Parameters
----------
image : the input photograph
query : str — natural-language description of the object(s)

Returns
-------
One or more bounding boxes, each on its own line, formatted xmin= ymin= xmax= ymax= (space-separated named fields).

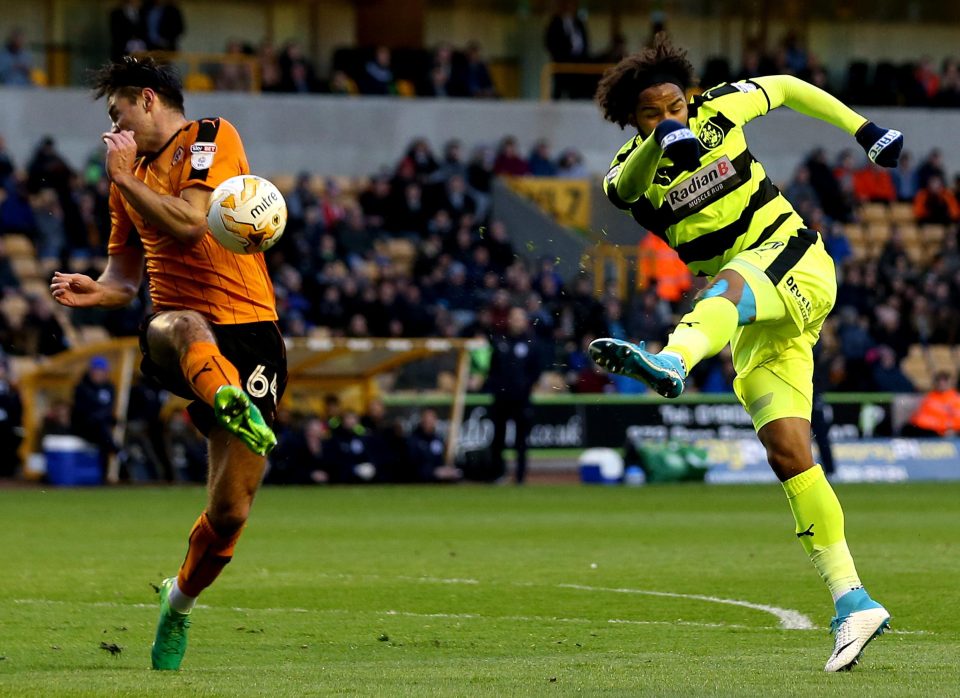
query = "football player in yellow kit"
xmin=590 ymin=39 xmax=903 ymax=672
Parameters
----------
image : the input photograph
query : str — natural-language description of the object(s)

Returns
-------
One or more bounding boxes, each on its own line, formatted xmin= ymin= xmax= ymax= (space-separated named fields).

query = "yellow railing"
xmin=135 ymin=51 xmax=262 ymax=92
xmin=540 ymin=62 xmax=706 ymax=101
xmin=589 ymin=242 xmax=631 ymax=298
xmin=540 ymin=61 xmax=613 ymax=100
xmin=589 ymin=243 xmax=678 ymax=299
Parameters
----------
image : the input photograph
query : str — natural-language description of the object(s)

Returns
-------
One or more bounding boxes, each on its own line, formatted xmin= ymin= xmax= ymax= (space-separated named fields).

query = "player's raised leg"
xmin=147 ymin=310 xmax=276 ymax=456
xmin=589 ymin=268 xmax=751 ymax=397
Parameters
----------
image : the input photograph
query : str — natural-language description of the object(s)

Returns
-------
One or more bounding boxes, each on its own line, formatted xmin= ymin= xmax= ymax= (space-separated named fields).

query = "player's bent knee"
xmin=699 ymin=274 xmax=757 ymax=325
xmin=150 ymin=310 xmax=214 ymax=347
xmin=169 ymin=311 xmax=214 ymax=343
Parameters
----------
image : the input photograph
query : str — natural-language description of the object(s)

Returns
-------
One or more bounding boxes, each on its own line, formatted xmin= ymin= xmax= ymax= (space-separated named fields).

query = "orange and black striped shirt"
xmin=107 ymin=117 xmax=278 ymax=325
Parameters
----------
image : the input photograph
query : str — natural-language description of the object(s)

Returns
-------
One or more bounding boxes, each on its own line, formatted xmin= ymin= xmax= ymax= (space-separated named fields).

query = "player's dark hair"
xmin=595 ymin=37 xmax=695 ymax=129
xmin=90 ymin=56 xmax=185 ymax=113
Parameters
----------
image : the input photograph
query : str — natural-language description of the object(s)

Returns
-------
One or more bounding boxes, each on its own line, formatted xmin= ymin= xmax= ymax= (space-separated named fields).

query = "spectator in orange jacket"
xmin=637 ymin=232 xmax=692 ymax=304
xmin=903 ymin=371 xmax=960 ymax=437
xmin=913 ymin=175 xmax=960 ymax=224
xmin=852 ymin=160 xmax=896 ymax=203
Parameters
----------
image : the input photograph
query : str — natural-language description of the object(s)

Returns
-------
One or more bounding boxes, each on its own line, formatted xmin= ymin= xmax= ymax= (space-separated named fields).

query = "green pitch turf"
xmin=2 ymin=482 xmax=958 ymax=697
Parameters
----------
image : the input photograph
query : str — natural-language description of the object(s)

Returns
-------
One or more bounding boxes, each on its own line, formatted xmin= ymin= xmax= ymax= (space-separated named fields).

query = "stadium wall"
xmin=1 ymin=88 xmax=955 ymax=186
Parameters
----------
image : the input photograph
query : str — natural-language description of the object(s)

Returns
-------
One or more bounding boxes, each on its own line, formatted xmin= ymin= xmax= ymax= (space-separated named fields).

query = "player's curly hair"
xmin=595 ymin=37 xmax=695 ymax=129
xmin=90 ymin=56 xmax=185 ymax=113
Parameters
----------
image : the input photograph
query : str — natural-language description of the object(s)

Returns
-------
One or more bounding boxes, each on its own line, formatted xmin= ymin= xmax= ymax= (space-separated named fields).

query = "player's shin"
xmin=662 ymin=296 xmax=739 ymax=372
xmin=782 ymin=465 xmax=863 ymax=602
xmin=180 ymin=341 xmax=242 ymax=407
xmin=176 ymin=511 xmax=243 ymax=604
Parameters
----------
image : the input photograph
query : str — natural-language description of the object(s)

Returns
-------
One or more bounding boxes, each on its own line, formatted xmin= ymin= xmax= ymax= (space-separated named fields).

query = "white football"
xmin=207 ymin=174 xmax=287 ymax=254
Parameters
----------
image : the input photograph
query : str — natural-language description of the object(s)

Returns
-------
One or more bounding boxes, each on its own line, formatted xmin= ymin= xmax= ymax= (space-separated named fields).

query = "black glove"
xmin=856 ymin=121 xmax=903 ymax=168
xmin=653 ymin=119 xmax=701 ymax=171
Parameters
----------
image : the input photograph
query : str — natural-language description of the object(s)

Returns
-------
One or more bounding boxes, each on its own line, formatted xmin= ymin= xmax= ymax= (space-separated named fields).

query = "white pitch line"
xmin=381 ymin=609 xmax=745 ymax=630
xmin=395 ymin=575 xmax=480 ymax=585
xmin=11 ymin=599 xmax=744 ymax=631
xmin=375 ymin=574 xmax=815 ymax=631
xmin=556 ymin=583 xmax=815 ymax=630
xmin=9 ymin=598 xmax=932 ymax=635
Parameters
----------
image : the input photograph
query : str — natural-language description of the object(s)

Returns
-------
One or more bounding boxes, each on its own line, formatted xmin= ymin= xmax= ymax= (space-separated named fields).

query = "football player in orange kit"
xmin=50 ymin=57 xmax=286 ymax=670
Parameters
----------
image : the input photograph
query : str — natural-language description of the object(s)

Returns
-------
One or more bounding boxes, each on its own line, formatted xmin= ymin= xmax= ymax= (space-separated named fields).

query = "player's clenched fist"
xmin=855 ymin=121 xmax=903 ymax=168
xmin=50 ymin=271 xmax=102 ymax=307
xmin=102 ymin=129 xmax=138 ymax=180
xmin=654 ymin=119 xmax=701 ymax=171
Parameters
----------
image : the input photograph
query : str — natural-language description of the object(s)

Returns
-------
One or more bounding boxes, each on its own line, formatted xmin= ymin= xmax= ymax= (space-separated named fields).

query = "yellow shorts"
xmin=722 ymin=230 xmax=837 ymax=431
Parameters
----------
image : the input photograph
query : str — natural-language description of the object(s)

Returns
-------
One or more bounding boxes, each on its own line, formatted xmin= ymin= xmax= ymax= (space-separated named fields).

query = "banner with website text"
xmin=385 ymin=395 xmax=960 ymax=482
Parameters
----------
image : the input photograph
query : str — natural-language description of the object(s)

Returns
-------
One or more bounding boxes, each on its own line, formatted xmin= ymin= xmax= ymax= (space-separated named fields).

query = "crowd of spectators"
xmin=0 ymin=28 xmax=35 ymax=86
xmin=4 ymin=124 xmax=960 ymax=480
xmin=780 ymin=146 xmax=960 ymax=394
xmin=0 ymin=4 xmax=497 ymax=99
xmin=3 ymin=130 xmax=960 ymax=398
xmin=543 ymin=11 xmax=960 ymax=109
xmin=261 ymin=137 xmax=960 ymax=400
xmin=267 ymin=400 xmax=461 ymax=486
xmin=109 ymin=0 xmax=185 ymax=62
xmin=263 ymin=135 xmax=626 ymax=397
xmin=4 ymin=5 xmax=960 ymax=485
xmin=259 ymin=137 xmax=960 ymax=482
xmin=206 ymin=39 xmax=499 ymax=99
xmin=3 ymin=3 xmax=960 ymax=109
xmin=697 ymin=38 xmax=960 ymax=109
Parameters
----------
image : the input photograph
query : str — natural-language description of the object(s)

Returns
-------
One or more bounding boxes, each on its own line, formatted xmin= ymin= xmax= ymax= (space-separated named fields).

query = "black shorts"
xmin=139 ymin=314 xmax=288 ymax=437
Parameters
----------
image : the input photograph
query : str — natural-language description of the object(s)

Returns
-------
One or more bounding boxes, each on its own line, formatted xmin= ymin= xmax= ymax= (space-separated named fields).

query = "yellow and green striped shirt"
xmin=603 ymin=75 xmax=867 ymax=277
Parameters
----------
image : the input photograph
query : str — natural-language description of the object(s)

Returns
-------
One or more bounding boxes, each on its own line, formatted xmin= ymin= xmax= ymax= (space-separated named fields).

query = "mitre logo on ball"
xmin=207 ymin=174 xmax=287 ymax=254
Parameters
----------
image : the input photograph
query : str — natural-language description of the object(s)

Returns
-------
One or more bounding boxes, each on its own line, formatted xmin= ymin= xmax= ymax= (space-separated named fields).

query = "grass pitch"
xmin=2 ymin=482 xmax=958 ymax=697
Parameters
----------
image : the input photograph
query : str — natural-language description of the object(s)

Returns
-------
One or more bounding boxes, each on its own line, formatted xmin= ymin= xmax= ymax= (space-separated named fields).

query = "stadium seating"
xmin=385 ymin=238 xmax=417 ymax=276
xmin=890 ymin=202 xmax=915 ymax=224
xmin=921 ymin=223 xmax=947 ymax=244
xmin=4 ymin=234 xmax=34 ymax=258
xmin=901 ymin=344 xmax=960 ymax=391
xmin=859 ymin=202 xmax=889 ymax=224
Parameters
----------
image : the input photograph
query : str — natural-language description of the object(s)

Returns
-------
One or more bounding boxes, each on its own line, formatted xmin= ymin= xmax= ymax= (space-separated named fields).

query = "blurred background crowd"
xmin=3 ymin=0 xmax=960 ymax=484
xmin=3 ymin=131 xmax=958 ymax=399
xmin=4 ymin=1 xmax=960 ymax=107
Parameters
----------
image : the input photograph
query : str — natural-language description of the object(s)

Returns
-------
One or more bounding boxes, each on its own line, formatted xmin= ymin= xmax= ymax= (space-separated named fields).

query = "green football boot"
xmin=151 ymin=577 xmax=191 ymax=671
xmin=213 ymin=385 xmax=277 ymax=456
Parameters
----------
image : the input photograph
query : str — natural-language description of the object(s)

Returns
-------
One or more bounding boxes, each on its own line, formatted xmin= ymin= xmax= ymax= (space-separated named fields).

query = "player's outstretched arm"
xmin=104 ymin=131 xmax=210 ymax=245
xmin=752 ymin=75 xmax=903 ymax=167
xmin=604 ymin=134 xmax=663 ymax=205
xmin=50 ymin=247 xmax=143 ymax=309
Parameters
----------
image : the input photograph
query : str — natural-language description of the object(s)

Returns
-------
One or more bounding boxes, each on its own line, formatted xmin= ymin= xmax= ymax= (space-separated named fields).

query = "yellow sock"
xmin=782 ymin=465 xmax=863 ymax=601
xmin=180 ymin=341 xmax=241 ymax=407
xmin=663 ymin=296 xmax=739 ymax=371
